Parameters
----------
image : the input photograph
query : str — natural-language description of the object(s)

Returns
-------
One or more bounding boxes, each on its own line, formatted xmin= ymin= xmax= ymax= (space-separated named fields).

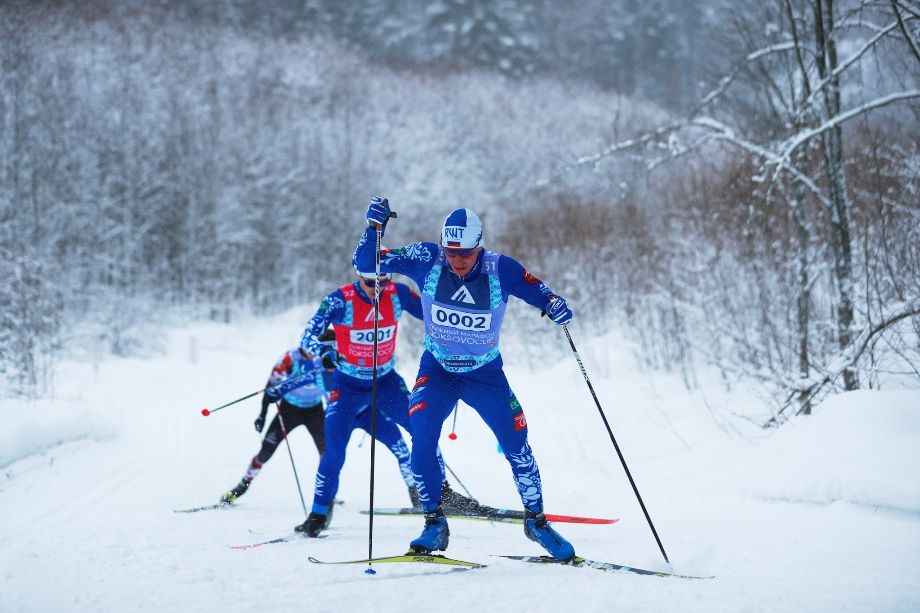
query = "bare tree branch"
xmin=779 ymin=90 xmax=920 ymax=163
xmin=690 ymin=117 xmax=834 ymax=208
xmin=781 ymin=298 xmax=920 ymax=417
xmin=803 ymin=20 xmax=901 ymax=110
xmin=892 ymin=0 xmax=920 ymax=63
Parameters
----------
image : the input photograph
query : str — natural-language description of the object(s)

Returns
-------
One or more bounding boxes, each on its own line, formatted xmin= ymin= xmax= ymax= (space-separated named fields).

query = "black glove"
xmin=254 ymin=413 xmax=266 ymax=433
xmin=264 ymin=386 xmax=281 ymax=402
xmin=320 ymin=345 xmax=342 ymax=370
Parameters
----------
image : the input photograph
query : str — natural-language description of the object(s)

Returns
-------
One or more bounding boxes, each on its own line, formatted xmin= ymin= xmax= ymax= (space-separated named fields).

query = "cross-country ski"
xmin=364 ymin=507 xmax=618 ymax=525
xmin=495 ymin=555 xmax=714 ymax=580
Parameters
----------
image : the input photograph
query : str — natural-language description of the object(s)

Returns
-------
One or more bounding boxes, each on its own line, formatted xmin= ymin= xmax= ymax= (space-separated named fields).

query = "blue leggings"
xmin=408 ymin=351 xmax=544 ymax=513
xmin=312 ymin=371 xmax=414 ymax=509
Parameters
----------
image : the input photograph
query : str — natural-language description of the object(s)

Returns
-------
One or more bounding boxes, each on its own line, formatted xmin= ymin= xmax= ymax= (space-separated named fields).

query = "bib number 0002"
xmin=431 ymin=305 xmax=491 ymax=331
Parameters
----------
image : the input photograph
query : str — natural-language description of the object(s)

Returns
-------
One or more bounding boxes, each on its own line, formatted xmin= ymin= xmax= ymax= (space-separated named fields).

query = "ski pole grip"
xmin=373 ymin=211 xmax=396 ymax=231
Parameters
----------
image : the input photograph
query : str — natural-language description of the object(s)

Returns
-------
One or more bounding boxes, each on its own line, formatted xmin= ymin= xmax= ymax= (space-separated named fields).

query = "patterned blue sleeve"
xmin=498 ymin=254 xmax=557 ymax=311
xmin=354 ymin=227 xmax=438 ymax=287
xmin=395 ymin=282 xmax=423 ymax=320
xmin=300 ymin=289 xmax=346 ymax=355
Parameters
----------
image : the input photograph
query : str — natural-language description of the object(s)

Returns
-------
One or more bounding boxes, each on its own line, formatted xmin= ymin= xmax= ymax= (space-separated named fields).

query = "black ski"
xmin=173 ymin=502 xmax=232 ymax=514
xmin=176 ymin=497 xmax=342 ymax=515
xmin=229 ymin=533 xmax=329 ymax=550
xmin=496 ymin=555 xmax=713 ymax=579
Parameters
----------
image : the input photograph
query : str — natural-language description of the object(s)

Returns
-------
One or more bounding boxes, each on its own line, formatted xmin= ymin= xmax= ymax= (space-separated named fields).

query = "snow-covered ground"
xmin=2 ymin=308 xmax=919 ymax=613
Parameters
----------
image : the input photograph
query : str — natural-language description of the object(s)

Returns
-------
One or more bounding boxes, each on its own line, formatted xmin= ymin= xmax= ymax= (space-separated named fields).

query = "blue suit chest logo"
xmin=435 ymin=273 xmax=490 ymax=308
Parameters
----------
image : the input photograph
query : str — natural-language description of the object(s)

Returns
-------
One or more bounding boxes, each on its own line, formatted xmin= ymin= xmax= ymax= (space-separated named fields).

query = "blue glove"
xmin=366 ymin=196 xmax=391 ymax=228
xmin=320 ymin=345 xmax=342 ymax=370
xmin=546 ymin=296 xmax=573 ymax=325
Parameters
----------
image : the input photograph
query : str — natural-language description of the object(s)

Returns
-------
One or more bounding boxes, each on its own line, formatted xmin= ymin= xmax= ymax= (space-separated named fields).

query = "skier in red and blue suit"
xmin=294 ymin=270 xmax=476 ymax=536
xmin=292 ymin=272 xmax=419 ymax=536
xmin=357 ymin=197 xmax=577 ymax=561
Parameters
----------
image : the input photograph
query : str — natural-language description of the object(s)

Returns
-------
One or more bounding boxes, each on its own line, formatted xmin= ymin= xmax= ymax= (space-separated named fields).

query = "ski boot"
xmin=409 ymin=507 xmax=450 ymax=553
xmin=220 ymin=479 xmax=251 ymax=504
xmin=440 ymin=481 xmax=481 ymax=515
xmin=295 ymin=504 xmax=334 ymax=537
xmin=524 ymin=510 xmax=575 ymax=561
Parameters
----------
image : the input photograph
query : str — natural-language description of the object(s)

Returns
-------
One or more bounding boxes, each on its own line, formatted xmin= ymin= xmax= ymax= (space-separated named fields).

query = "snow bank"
xmin=731 ymin=389 xmax=920 ymax=513
xmin=0 ymin=402 xmax=115 ymax=468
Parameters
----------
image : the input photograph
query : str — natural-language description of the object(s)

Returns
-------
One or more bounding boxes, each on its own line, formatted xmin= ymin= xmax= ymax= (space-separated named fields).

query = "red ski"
xmin=363 ymin=507 xmax=618 ymax=525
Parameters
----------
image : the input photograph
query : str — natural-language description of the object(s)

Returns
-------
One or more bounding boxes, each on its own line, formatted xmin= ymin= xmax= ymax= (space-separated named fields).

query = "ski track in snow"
xmin=1 ymin=312 xmax=919 ymax=613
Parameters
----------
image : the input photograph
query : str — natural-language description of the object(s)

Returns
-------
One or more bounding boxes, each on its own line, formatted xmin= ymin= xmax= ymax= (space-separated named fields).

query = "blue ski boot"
xmin=409 ymin=507 xmax=450 ymax=553
xmin=524 ymin=510 xmax=575 ymax=561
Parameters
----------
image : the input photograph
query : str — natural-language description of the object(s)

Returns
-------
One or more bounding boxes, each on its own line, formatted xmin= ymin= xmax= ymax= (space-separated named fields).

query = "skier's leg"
xmin=310 ymin=385 xmax=359 ymax=510
xmin=302 ymin=402 xmax=326 ymax=456
xmin=407 ymin=358 xmax=459 ymax=512
xmin=377 ymin=371 xmax=450 ymax=491
xmin=219 ymin=407 xmax=287 ymax=504
xmin=254 ymin=413 xmax=285 ymax=465
xmin=461 ymin=368 xmax=574 ymax=560
xmin=355 ymin=406 xmax=414 ymax=488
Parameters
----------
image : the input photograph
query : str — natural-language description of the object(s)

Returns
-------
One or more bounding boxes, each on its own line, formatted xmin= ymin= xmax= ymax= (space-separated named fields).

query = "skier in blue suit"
xmin=357 ymin=197 xmax=577 ymax=561
xmin=294 ymin=269 xmax=478 ymax=536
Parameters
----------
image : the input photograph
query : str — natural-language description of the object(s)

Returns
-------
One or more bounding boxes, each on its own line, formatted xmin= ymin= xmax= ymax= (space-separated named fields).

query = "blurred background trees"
xmin=1 ymin=0 xmax=917 ymax=425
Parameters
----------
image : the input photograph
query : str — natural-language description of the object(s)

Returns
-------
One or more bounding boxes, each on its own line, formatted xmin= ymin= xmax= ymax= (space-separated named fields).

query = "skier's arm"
xmin=395 ymin=282 xmax=423 ymax=320
xmin=300 ymin=291 xmax=345 ymax=356
xmin=500 ymin=255 xmax=574 ymax=324
xmin=256 ymin=352 xmax=290 ymax=431
xmin=355 ymin=197 xmax=438 ymax=285
xmin=499 ymin=255 xmax=557 ymax=310
xmin=353 ymin=226 xmax=437 ymax=281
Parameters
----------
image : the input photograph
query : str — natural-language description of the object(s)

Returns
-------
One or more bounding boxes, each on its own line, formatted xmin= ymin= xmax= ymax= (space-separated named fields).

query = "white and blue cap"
xmin=441 ymin=208 xmax=483 ymax=249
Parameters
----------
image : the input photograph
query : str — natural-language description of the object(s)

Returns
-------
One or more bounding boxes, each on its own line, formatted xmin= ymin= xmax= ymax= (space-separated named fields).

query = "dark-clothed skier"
xmin=220 ymin=330 xmax=336 ymax=504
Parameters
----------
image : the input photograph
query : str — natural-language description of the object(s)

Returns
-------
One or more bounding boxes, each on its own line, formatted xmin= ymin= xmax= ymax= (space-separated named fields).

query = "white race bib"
xmin=350 ymin=325 xmax=395 ymax=345
xmin=430 ymin=304 xmax=492 ymax=331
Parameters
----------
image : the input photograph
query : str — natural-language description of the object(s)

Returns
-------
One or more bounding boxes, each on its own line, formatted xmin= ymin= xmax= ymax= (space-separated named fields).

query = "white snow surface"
xmin=2 ymin=309 xmax=919 ymax=613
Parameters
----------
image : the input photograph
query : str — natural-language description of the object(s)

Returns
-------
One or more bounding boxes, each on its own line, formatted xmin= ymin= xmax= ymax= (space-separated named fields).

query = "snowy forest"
xmin=2 ymin=0 xmax=919 ymax=424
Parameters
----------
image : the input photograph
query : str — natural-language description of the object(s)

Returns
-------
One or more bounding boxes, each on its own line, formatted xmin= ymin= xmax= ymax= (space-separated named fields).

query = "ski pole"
xmin=366 ymin=209 xmax=397 ymax=573
xmin=201 ymin=388 xmax=265 ymax=416
xmin=275 ymin=404 xmax=309 ymax=519
xmin=560 ymin=322 xmax=672 ymax=567
xmin=448 ymin=402 xmax=459 ymax=440
xmin=443 ymin=460 xmax=476 ymax=501
xmin=201 ymin=372 xmax=313 ymax=416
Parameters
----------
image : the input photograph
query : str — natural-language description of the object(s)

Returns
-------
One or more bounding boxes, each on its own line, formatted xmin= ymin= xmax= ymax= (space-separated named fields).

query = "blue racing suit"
xmin=354 ymin=229 xmax=559 ymax=512
xmin=299 ymin=281 xmax=423 ymax=514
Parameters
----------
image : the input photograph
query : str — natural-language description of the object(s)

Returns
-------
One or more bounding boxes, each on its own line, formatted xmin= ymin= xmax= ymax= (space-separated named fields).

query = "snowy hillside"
xmin=2 ymin=309 xmax=919 ymax=613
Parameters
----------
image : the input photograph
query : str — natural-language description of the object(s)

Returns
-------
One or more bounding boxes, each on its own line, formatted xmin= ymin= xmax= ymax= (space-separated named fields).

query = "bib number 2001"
xmin=351 ymin=326 xmax=395 ymax=345
xmin=431 ymin=305 xmax=491 ymax=331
